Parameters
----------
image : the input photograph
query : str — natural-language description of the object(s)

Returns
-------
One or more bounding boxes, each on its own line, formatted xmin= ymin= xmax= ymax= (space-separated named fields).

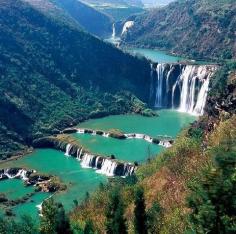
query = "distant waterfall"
xmin=149 ymin=64 xmax=217 ymax=115
xmin=65 ymin=144 xmax=72 ymax=156
xmin=112 ymin=23 xmax=116 ymax=39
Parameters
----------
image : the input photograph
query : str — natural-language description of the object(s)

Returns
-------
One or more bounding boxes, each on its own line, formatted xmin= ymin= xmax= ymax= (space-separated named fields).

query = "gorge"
xmin=1 ymin=0 xmax=235 ymax=233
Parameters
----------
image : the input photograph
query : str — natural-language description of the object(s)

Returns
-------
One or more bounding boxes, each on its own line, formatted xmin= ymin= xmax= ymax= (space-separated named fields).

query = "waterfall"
xmin=123 ymin=164 xmax=135 ymax=177
xmin=81 ymin=153 xmax=95 ymax=168
xmin=150 ymin=64 xmax=217 ymax=115
xmin=112 ymin=23 xmax=115 ymax=39
xmin=1 ymin=168 xmax=29 ymax=181
xmin=155 ymin=64 xmax=165 ymax=108
xmin=121 ymin=21 xmax=134 ymax=35
xmin=96 ymin=159 xmax=117 ymax=177
xmin=65 ymin=144 xmax=72 ymax=156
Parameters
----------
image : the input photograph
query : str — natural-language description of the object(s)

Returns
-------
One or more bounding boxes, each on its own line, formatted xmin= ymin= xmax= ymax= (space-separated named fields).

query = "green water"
xmin=127 ymin=47 xmax=185 ymax=63
xmin=74 ymin=134 xmax=162 ymax=163
xmin=0 ymin=179 xmax=34 ymax=200
xmin=0 ymin=110 xmax=195 ymax=218
xmin=0 ymin=149 xmax=106 ymax=218
xmin=78 ymin=110 xmax=195 ymax=137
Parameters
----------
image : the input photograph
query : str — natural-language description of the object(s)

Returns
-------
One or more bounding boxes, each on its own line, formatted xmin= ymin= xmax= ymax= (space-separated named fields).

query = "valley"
xmin=0 ymin=0 xmax=235 ymax=233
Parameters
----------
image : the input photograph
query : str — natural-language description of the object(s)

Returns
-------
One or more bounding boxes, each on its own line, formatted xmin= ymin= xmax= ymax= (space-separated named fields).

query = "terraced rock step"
xmin=33 ymin=135 xmax=136 ymax=177
xmin=74 ymin=128 xmax=174 ymax=148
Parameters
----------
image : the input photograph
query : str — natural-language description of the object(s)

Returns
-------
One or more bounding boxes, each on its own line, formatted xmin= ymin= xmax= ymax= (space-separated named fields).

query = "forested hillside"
xmin=52 ymin=0 xmax=113 ymax=37
xmin=70 ymin=61 xmax=236 ymax=233
xmin=122 ymin=0 xmax=236 ymax=60
xmin=0 ymin=0 xmax=151 ymax=159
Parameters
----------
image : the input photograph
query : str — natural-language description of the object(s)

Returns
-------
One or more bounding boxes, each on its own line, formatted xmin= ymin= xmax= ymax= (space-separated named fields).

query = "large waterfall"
xmin=149 ymin=64 xmax=217 ymax=115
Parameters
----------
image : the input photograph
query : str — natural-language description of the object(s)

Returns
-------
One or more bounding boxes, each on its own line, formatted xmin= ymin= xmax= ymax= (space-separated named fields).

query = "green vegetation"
xmin=122 ymin=0 xmax=236 ymax=60
xmin=52 ymin=0 xmax=112 ymax=37
xmin=134 ymin=187 xmax=147 ymax=234
xmin=0 ymin=0 xmax=150 ymax=159
xmin=105 ymin=187 xmax=127 ymax=234
xmin=40 ymin=199 xmax=72 ymax=234
xmin=69 ymin=65 xmax=236 ymax=233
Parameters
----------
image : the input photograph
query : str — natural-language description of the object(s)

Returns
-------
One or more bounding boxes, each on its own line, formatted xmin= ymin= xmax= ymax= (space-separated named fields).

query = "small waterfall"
xmin=65 ymin=144 xmax=72 ymax=156
xmin=150 ymin=64 xmax=217 ymax=115
xmin=1 ymin=168 xmax=30 ymax=181
xmin=112 ymin=23 xmax=116 ymax=39
xmin=96 ymin=159 xmax=117 ymax=177
xmin=123 ymin=164 xmax=135 ymax=177
xmin=155 ymin=64 xmax=165 ymax=108
xmin=81 ymin=154 xmax=95 ymax=168
xmin=121 ymin=21 xmax=134 ymax=35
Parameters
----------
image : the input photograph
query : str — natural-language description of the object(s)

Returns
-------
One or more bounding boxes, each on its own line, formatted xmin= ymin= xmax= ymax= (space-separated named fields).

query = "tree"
xmin=105 ymin=188 xmax=127 ymax=234
xmin=84 ymin=220 xmax=95 ymax=234
xmin=134 ymin=186 xmax=147 ymax=234
xmin=0 ymin=215 xmax=38 ymax=234
xmin=40 ymin=198 xmax=72 ymax=234
xmin=187 ymin=147 xmax=236 ymax=234
xmin=147 ymin=201 xmax=162 ymax=234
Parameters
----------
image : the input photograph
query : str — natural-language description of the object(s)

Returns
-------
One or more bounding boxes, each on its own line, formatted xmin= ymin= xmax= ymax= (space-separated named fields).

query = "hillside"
xmin=70 ymin=61 xmax=236 ymax=233
xmin=52 ymin=0 xmax=113 ymax=38
xmin=0 ymin=0 xmax=151 ymax=159
xmin=23 ymin=0 xmax=113 ymax=37
xmin=122 ymin=0 xmax=236 ymax=60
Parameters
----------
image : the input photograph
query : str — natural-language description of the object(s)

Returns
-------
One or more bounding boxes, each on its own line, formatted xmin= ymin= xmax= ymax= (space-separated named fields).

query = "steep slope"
xmin=122 ymin=0 xmax=236 ymax=60
xmin=52 ymin=0 xmax=113 ymax=38
xmin=23 ymin=0 xmax=113 ymax=37
xmin=70 ymin=62 xmax=236 ymax=233
xmin=0 ymin=0 xmax=151 ymax=159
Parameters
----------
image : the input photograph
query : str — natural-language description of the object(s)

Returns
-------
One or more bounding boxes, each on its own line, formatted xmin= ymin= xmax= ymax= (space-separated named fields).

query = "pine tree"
xmin=147 ymin=201 xmax=162 ymax=234
xmin=40 ymin=198 xmax=72 ymax=234
xmin=84 ymin=220 xmax=95 ymax=234
xmin=134 ymin=186 xmax=147 ymax=234
xmin=188 ymin=147 xmax=236 ymax=233
xmin=105 ymin=188 xmax=127 ymax=234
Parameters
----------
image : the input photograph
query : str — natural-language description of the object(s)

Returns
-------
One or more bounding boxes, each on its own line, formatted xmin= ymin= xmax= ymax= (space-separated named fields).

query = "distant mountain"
xmin=23 ymin=0 xmax=113 ymax=37
xmin=0 ymin=0 xmax=150 ymax=158
xmin=82 ymin=0 xmax=143 ymax=7
xmin=122 ymin=0 xmax=236 ymax=60
xmin=142 ymin=0 xmax=174 ymax=7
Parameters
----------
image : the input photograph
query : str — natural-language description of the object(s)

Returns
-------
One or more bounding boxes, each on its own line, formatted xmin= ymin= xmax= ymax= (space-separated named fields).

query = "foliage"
xmin=105 ymin=187 xmax=127 ymax=234
xmin=134 ymin=186 xmax=147 ymax=234
xmin=40 ymin=198 xmax=72 ymax=234
xmin=0 ymin=215 xmax=38 ymax=234
xmin=122 ymin=0 xmax=236 ymax=60
xmin=187 ymin=147 xmax=236 ymax=233
xmin=0 ymin=0 xmax=150 ymax=159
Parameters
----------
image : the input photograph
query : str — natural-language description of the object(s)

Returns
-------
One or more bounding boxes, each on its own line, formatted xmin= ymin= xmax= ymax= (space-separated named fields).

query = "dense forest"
xmin=0 ymin=0 xmax=151 ymax=159
xmin=122 ymin=0 xmax=236 ymax=60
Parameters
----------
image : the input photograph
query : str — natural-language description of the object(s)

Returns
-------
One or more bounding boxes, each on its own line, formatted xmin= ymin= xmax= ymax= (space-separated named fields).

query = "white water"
xmin=2 ymin=169 xmax=29 ymax=180
xmin=96 ymin=159 xmax=117 ymax=177
xmin=65 ymin=144 xmax=72 ymax=156
xmin=81 ymin=153 xmax=94 ymax=168
xmin=122 ymin=21 xmax=134 ymax=35
xmin=112 ymin=23 xmax=116 ymax=39
xmin=151 ymin=64 xmax=217 ymax=115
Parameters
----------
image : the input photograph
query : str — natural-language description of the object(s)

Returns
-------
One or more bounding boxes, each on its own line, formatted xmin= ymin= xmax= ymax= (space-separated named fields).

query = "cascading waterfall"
xmin=96 ymin=159 xmax=117 ymax=177
xmin=112 ymin=23 xmax=115 ymax=39
xmin=65 ymin=144 xmax=72 ymax=156
xmin=81 ymin=154 xmax=95 ymax=168
xmin=155 ymin=64 xmax=165 ymax=108
xmin=150 ymin=64 xmax=217 ymax=115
